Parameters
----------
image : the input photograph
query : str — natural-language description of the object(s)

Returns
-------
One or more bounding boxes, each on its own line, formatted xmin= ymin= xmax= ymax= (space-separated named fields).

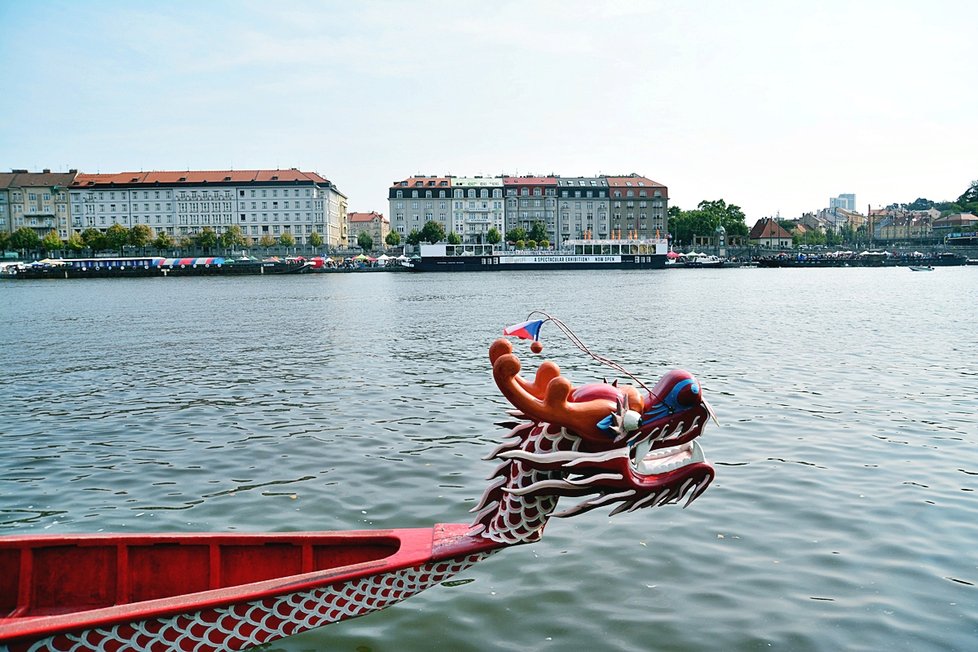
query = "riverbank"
xmin=0 ymin=256 xmax=408 ymax=279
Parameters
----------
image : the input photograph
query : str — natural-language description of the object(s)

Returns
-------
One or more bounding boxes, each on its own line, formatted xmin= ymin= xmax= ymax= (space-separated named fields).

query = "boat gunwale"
xmin=0 ymin=523 xmax=498 ymax=644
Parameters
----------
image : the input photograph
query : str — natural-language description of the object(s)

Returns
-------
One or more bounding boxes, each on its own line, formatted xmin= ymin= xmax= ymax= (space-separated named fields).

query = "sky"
xmin=1 ymin=0 xmax=976 ymax=223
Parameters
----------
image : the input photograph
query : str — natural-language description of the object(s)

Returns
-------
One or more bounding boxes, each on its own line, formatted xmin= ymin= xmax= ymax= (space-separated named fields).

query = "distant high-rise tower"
xmin=829 ymin=193 xmax=856 ymax=211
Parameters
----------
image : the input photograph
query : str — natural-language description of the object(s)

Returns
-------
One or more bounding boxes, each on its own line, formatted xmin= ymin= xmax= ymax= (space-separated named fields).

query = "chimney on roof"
xmin=43 ymin=168 xmax=51 ymax=173
xmin=69 ymin=169 xmax=77 ymax=173
xmin=12 ymin=169 xmax=28 ymax=173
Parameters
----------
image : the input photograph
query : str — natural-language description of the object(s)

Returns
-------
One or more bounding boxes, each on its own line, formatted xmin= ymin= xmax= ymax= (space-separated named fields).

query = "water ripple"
xmin=2 ymin=269 xmax=977 ymax=651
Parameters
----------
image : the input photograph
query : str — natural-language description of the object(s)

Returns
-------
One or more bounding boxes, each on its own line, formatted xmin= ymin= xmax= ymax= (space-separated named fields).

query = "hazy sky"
xmin=2 ymin=0 xmax=975 ymax=222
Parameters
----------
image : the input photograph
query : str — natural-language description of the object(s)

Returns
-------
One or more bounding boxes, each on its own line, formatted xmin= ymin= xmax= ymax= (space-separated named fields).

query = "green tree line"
xmin=667 ymin=199 xmax=749 ymax=246
xmin=884 ymin=180 xmax=978 ymax=215
xmin=0 ymin=224 xmax=325 ymax=257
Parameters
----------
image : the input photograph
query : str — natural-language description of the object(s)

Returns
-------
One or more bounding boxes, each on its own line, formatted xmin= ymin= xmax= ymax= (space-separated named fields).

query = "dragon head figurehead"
xmin=469 ymin=337 xmax=715 ymax=545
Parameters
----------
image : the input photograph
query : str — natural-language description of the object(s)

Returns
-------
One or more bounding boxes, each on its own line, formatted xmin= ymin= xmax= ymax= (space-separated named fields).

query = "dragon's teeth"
xmin=632 ymin=438 xmax=652 ymax=464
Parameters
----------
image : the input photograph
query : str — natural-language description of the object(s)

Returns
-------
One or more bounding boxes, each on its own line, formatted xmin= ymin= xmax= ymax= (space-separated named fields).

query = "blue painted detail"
xmin=640 ymin=379 xmax=697 ymax=425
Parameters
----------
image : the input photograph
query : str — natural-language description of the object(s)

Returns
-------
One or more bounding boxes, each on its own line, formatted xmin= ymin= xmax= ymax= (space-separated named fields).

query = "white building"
xmin=451 ymin=176 xmax=504 ymax=242
xmin=68 ymin=169 xmax=347 ymax=247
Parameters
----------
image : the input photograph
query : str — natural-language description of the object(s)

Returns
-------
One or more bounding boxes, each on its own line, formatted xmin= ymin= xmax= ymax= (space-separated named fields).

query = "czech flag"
xmin=503 ymin=319 xmax=545 ymax=341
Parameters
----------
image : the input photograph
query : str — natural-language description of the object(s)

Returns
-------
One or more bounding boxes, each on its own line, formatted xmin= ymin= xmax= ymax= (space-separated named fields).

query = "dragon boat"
xmin=0 ymin=315 xmax=716 ymax=652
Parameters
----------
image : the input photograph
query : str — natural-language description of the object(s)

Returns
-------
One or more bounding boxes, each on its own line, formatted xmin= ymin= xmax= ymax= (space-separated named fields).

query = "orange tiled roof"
xmin=605 ymin=175 xmax=666 ymax=188
xmin=69 ymin=169 xmax=331 ymax=187
xmin=749 ymin=218 xmax=793 ymax=239
xmin=348 ymin=211 xmax=387 ymax=223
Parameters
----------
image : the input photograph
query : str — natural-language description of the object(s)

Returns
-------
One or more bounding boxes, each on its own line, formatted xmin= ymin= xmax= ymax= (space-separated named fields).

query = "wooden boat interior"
xmin=1 ymin=532 xmax=402 ymax=618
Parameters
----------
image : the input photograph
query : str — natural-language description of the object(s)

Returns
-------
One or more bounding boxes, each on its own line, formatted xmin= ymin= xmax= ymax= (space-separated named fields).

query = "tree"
xmin=406 ymin=229 xmax=422 ymax=246
xmin=259 ymin=234 xmax=277 ymax=249
xmin=486 ymin=227 xmax=501 ymax=245
xmin=505 ymin=227 xmax=527 ymax=244
xmin=385 ymin=230 xmax=401 ymax=247
xmin=309 ymin=231 xmax=323 ymax=248
xmin=956 ymin=180 xmax=978 ymax=214
xmin=10 ymin=227 xmax=41 ymax=254
xmin=528 ymin=221 xmax=548 ymax=242
xmin=153 ymin=232 xmax=174 ymax=253
xmin=907 ymin=197 xmax=935 ymax=211
xmin=193 ymin=227 xmax=218 ymax=253
xmin=526 ymin=239 xmax=537 ymax=249
xmin=41 ymin=229 xmax=63 ymax=253
xmin=82 ymin=228 xmax=105 ymax=253
xmin=104 ymin=224 xmax=129 ymax=254
xmin=539 ymin=239 xmax=550 ymax=249
xmin=446 ymin=232 xmax=462 ymax=245
xmin=66 ymin=232 xmax=85 ymax=253
xmin=220 ymin=225 xmax=247 ymax=250
xmin=696 ymin=199 xmax=749 ymax=237
xmin=279 ymin=231 xmax=296 ymax=248
xmin=419 ymin=220 xmax=446 ymax=244
xmin=129 ymin=224 xmax=153 ymax=250
xmin=0 ymin=231 xmax=9 ymax=253
xmin=667 ymin=210 xmax=709 ymax=246
xmin=357 ymin=231 xmax=373 ymax=251
xmin=668 ymin=198 xmax=748 ymax=246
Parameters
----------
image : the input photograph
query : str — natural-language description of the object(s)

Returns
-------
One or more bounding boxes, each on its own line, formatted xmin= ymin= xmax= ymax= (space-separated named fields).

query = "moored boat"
xmin=908 ymin=265 xmax=934 ymax=271
xmin=410 ymin=238 xmax=668 ymax=272
xmin=666 ymin=252 xmax=743 ymax=268
xmin=757 ymin=251 xmax=968 ymax=268
xmin=0 ymin=256 xmax=313 ymax=279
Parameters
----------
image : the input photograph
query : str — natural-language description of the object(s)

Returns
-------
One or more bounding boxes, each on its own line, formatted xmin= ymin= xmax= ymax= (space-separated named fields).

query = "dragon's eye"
xmin=676 ymin=381 xmax=701 ymax=407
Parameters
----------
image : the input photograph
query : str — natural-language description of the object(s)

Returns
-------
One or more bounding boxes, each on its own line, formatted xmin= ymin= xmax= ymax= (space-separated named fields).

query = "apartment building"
xmin=389 ymin=173 xmax=668 ymax=245
xmin=503 ymin=176 xmax=558 ymax=240
xmin=556 ymin=177 xmax=609 ymax=239
xmin=388 ymin=176 xmax=453 ymax=239
xmin=348 ymin=211 xmax=390 ymax=248
xmin=606 ymin=175 xmax=668 ymax=238
xmin=68 ymin=169 xmax=347 ymax=247
xmin=451 ymin=177 xmax=504 ymax=242
xmin=0 ymin=169 xmax=77 ymax=238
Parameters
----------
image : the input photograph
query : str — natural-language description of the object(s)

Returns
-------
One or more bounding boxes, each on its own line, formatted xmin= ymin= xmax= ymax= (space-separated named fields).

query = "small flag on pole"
xmin=503 ymin=319 xmax=545 ymax=341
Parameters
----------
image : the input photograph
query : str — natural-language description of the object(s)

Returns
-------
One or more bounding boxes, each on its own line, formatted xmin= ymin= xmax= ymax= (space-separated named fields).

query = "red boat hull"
xmin=0 ymin=524 xmax=500 ymax=651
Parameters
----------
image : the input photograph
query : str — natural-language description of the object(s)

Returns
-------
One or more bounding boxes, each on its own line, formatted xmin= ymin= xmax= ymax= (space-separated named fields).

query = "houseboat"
xmin=410 ymin=238 xmax=669 ymax=272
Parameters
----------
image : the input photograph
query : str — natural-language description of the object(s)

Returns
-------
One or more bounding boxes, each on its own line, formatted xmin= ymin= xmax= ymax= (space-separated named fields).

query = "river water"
xmin=1 ymin=268 xmax=976 ymax=651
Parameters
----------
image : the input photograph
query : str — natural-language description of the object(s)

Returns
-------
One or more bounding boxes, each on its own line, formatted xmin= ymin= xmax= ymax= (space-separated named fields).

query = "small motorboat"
xmin=0 ymin=315 xmax=715 ymax=651
xmin=908 ymin=265 xmax=934 ymax=271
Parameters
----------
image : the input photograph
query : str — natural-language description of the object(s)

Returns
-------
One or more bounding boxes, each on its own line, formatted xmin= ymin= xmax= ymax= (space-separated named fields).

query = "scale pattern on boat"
xmin=14 ymin=553 xmax=491 ymax=652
